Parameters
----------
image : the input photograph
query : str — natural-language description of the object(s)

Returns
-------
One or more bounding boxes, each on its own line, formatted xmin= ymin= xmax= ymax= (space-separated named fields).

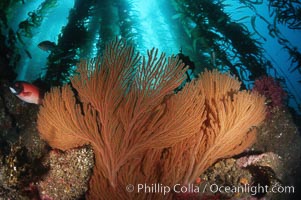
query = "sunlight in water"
xmin=131 ymin=0 xmax=179 ymax=56
xmin=128 ymin=0 xmax=182 ymax=90
xmin=16 ymin=0 xmax=74 ymax=81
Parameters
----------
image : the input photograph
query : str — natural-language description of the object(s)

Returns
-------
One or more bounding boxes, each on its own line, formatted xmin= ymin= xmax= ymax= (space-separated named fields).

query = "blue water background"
xmin=7 ymin=0 xmax=301 ymax=112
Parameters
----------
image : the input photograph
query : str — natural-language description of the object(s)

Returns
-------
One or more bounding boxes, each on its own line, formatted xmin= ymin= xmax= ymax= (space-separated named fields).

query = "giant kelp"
xmin=164 ymin=0 xmax=300 ymax=114
xmin=117 ymin=0 xmax=141 ymax=45
xmin=0 ymin=0 xmax=21 ymax=82
xmin=4 ymin=0 xmax=299 ymax=113
xmin=167 ymin=0 xmax=267 ymax=89
xmin=237 ymin=0 xmax=301 ymax=110
xmin=241 ymin=0 xmax=301 ymax=73
xmin=17 ymin=0 xmax=58 ymax=38
xmin=0 ymin=0 xmax=59 ymax=83
xmin=238 ymin=0 xmax=301 ymax=30
xmin=0 ymin=29 xmax=17 ymax=82
xmin=43 ymin=0 xmax=93 ymax=86
xmin=43 ymin=0 xmax=142 ymax=87
xmin=37 ymin=0 xmax=287 ymax=89
xmin=268 ymin=0 xmax=301 ymax=30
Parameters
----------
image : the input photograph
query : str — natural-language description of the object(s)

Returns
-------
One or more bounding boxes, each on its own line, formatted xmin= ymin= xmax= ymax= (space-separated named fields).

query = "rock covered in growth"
xmin=199 ymin=153 xmax=283 ymax=200
xmin=0 ymin=139 xmax=32 ymax=200
xmin=252 ymin=108 xmax=301 ymax=199
xmin=200 ymin=158 xmax=253 ymax=199
xmin=0 ymin=81 xmax=48 ymax=199
xmin=252 ymin=76 xmax=286 ymax=117
xmin=199 ymin=108 xmax=301 ymax=200
xmin=236 ymin=152 xmax=281 ymax=173
xmin=38 ymin=146 xmax=94 ymax=200
xmin=0 ymin=80 xmax=47 ymax=159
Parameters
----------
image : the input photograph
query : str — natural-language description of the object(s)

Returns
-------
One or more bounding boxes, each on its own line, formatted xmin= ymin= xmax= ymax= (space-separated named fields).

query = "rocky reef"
xmin=0 ymin=77 xmax=300 ymax=200
xmin=37 ymin=146 xmax=94 ymax=200
xmin=0 ymin=82 xmax=94 ymax=199
xmin=188 ymin=107 xmax=301 ymax=200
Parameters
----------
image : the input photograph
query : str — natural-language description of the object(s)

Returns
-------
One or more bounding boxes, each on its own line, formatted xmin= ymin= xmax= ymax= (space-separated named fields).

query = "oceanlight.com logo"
xmin=207 ymin=183 xmax=295 ymax=196
xmin=125 ymin=183 xmax=295 ymax=196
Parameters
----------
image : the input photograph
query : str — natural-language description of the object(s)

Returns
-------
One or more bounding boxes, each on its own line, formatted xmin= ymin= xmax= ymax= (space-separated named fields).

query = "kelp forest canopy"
xmin=0 ymin=0 xmax=300 ymax=113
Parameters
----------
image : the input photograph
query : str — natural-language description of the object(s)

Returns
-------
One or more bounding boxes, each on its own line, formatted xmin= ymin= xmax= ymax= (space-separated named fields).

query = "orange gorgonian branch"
xmin=37 ymin=39 xmax=266 ymax=199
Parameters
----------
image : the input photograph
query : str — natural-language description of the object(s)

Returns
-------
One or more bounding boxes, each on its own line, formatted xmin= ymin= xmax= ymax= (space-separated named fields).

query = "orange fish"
xmin=9 ymin=81 xmax=42 ymax=104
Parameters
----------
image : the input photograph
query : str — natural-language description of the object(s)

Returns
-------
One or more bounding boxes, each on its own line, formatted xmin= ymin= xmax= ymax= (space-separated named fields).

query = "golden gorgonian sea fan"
xmin=37 ymin=38 xmax=266 ymax=199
